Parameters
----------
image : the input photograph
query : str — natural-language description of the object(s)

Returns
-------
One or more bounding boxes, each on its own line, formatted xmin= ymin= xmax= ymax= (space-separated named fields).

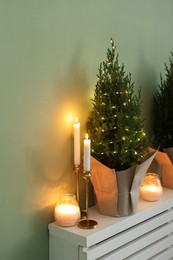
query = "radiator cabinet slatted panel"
xmin=49 ymin=188 xmax=173 ymax=260
xmin=98 ymin=233 xmax=173 ymax=260
xmin=82 ymin=209 xmax=173 ymax=259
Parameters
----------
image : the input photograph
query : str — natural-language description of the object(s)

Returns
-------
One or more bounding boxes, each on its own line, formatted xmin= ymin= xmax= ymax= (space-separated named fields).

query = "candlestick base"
xmin=80 ymin=211 xmax=87 ymax=219
xmin=78 ymin=170 xmax=98 ymax=229
xmin=78 ymin=219 xmax=98 ymax=229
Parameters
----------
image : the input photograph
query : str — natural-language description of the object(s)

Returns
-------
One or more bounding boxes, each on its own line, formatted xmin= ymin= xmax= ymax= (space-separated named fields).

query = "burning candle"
xmin=74 ymin=117 xmax=80 ymax=165
xmin=140 ymin=173 xmax=163 ymax=202
xmin=54 ymin=194 xmax=80 ymax=227
xmin=84 ymin=133 xmax=90 ymax=171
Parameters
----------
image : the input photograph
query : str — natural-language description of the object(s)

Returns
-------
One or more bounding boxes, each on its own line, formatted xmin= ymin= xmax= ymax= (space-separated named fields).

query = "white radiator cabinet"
xmin=48 ymin=188 xmax=173 ymax=260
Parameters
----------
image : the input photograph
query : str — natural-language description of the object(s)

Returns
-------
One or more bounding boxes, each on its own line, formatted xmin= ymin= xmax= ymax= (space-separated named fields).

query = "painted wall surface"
xmin=0 ymin=1 xmax=173 ymax=259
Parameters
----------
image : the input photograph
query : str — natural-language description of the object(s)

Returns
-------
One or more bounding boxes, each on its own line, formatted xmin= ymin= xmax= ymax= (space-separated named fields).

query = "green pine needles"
xmin=153 ymin=52 xmax=173 ymax=149
xmin=86 ymin=39 xmax=148 ymax=171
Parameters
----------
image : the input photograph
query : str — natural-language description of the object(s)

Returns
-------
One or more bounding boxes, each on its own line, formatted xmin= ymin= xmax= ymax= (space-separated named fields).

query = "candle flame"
xmin=85 ymin=133 xmax=88 ymax=139
xmin=55 ymin=204 xmax=79 ymax=214
xmin=75 ymin=117 xmax=78 ymax=124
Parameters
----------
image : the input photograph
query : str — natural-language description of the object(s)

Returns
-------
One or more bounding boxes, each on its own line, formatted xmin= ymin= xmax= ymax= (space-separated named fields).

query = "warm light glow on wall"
xmin=66 ymin=113 xmax=74 ymax=123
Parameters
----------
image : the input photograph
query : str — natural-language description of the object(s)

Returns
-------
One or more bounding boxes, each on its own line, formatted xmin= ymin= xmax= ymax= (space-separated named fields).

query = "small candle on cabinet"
xmin=140 ymin=173 xmax=163 ymax=202
xmin=74 ymin=117 xmax=80 ymax=165
xmin=84 ymin=133 xmax=91 ymax=171
xmin=54 ymin=194 xmax=80 ymax=227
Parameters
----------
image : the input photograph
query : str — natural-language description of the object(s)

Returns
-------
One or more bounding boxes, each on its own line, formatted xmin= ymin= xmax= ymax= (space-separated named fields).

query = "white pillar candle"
xmin=74 ymin=117 xmax=80 ymax=165
xmin=84 ymin=133 xmax=91 ymax=171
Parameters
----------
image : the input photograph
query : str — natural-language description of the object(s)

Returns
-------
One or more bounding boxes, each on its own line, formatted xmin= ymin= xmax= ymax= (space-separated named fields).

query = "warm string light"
xmin=91 ymin=128 xmax=146 ymax=153
xmin=100 ymin=126 xmax=117 ymax=132
xmin=91 ymin=150 xmax=142 ymax=157
xmin=91 ymin=150 xmax=118 ymax=155
xmin=100 ymin=102 xmax=128 ymax=107
xmin=92 ymin=136 xmax=145 ymax=147
xmin=94 ymin=125 xmax=145 ymax=136
xmin=97 ymin=91 xmax=130 ymax=96
xmin=92 ymin=139 xmax=118 ymax=145
xmin=101 ymin=115 xmax=117 ymax=120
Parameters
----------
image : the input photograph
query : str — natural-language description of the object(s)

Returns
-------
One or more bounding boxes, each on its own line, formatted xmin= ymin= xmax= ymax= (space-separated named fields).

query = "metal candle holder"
xmin=74 ymin=164 xmax=80 ymax=203
xmin=78 ymin=170 xmax=98 ymax=229
xmin=74 ymin=164 xmax=86 ymax=219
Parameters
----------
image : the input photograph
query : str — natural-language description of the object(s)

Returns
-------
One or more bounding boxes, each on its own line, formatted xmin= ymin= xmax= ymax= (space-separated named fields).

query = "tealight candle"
xmin=140 ymin=173 xmax=163 ymax=202
xmin=54 ymin=194 xmax=80 ymax=227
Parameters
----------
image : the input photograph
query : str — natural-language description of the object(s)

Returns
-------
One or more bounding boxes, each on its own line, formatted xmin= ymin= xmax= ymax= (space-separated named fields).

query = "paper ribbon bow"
xmin=149 ymin=147 xmax=173 ymax=189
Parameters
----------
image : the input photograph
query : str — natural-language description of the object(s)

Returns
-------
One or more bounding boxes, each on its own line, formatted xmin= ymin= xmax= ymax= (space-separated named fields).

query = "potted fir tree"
xmin=152 ymin=52 xmax=173 ymax=188
xmin=87 ymin=39 xmax=156 ymax=216
xmin=153 ymin=52 xmax=173 ymax=151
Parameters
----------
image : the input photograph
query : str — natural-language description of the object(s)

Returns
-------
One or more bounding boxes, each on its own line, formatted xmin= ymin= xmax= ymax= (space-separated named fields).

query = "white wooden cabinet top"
xmin=48 ymin=188 xmax=173 ymax=249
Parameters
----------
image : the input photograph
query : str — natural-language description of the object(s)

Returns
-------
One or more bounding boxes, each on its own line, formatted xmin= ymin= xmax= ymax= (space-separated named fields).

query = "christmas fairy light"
xmin=97 ymin=126 xmax=117 ymax=132
xmin=97 ymin=91 xmax=130 ymax=96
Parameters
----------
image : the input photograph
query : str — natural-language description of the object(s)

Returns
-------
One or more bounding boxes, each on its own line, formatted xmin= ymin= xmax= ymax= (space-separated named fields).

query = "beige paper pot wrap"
xmin=149 ymin=147 xmax=173 ymax=189
xmin=90 ymin=151 xmax=157 ymax=217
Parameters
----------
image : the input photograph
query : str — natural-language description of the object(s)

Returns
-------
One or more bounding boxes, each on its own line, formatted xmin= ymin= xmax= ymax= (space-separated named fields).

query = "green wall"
xmin=0 ymin=1 xmax=173 ymax=259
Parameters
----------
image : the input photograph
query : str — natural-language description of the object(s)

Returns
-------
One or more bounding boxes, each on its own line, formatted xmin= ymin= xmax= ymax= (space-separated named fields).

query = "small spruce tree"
xmin=86 ymin=39 xmax=148 ymax=171
xmin=153 ymin=52 xmax=173 ymax=149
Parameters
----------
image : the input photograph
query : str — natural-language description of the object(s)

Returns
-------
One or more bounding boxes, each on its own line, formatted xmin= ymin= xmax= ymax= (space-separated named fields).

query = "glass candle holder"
xmin=140 ymin=173 xmax=163 ymax=202
xmin=54 ymin=194 xmax=80 ymax=227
